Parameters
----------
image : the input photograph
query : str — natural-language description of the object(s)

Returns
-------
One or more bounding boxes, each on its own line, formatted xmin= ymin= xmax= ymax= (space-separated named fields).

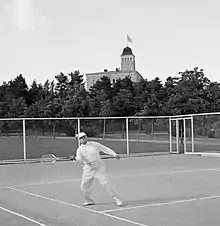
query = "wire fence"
xmin=1 ymin=112 xmax=220 ymax=162
xmin=0 ymin=116 xmax=170 ymax=162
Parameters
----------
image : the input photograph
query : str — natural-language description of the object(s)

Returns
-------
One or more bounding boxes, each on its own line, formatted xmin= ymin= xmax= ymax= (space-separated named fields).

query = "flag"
xmin=127 ymin=34 xmax=132 ymax=43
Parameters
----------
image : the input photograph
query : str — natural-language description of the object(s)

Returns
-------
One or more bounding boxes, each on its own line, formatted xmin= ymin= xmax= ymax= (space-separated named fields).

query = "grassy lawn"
xmin=0 ymin=136 xmax=170 ymax=161
xmin=2 ymin=135 xmax=219 ymax=161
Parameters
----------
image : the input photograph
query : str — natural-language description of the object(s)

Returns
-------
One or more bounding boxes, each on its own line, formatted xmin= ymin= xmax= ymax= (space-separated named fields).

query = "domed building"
xmin=85 ymin=46 xmax=143 ymax=90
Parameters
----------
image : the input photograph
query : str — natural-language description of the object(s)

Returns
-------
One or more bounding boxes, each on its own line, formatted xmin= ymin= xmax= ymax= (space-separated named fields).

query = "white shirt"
xmin=75 ymin=141 xmax=117 ymax=166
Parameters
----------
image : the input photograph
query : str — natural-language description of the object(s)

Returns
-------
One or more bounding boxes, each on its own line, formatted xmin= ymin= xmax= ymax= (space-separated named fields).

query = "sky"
xmin=1 ymin=0 xmax=220 ymax=86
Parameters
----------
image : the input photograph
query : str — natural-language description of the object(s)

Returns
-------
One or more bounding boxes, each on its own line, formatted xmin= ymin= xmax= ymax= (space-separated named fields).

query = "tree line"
xmin=1 ymin=67 xmax=220 ymax=119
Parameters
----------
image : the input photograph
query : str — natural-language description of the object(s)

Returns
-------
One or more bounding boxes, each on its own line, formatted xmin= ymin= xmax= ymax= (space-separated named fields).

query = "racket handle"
xmin=69 ymin=156 xmax=76 ymax=162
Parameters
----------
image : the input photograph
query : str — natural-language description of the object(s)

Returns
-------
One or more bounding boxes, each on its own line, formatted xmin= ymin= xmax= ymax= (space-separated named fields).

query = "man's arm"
xmin=74 ymin=148 xmax=83 ymax=162
xmin=95 ymin=142 xmax=120 ymax=159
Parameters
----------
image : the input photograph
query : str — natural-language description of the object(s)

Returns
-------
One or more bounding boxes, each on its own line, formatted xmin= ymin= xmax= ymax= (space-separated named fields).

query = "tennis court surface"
xmin=1 ymin=154 xmax=220 ymax=226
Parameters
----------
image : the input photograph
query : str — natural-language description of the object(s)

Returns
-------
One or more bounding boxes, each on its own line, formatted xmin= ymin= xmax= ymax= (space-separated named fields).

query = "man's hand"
xmin=69 ymin=155 xmax=76 ymax=162
xmin=115 ymin=154 xmax=120 ymax=160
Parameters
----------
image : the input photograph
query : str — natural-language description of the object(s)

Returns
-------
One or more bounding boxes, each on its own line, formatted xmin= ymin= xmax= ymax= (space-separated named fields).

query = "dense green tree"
xmin=0 ymin=101 xmax=8 ymax=118
xmin=89 ymin=76 xmax=113 ymax=100
xmin=68 ymin=70 xmax=84 ymax=86
xmin=112 ymin=76 xmax=134 ymax=95
xmin=112 ymin=89 xmax=135 ymax=116
xmin=26 ymin=80 xmax=43 ymax=105
xmin=6 ymin=74 xmax=28 ymax=101
xmin=1 ymin=67 xmax=220 ymax=120
xmin=164 ymin=68 xmax=210 ymax=115
xmin=6 ymin=97 xmax=28 ymax=118
xmin=206 ymin=82 xmax=220 ymax=112
xmin=62 ymin=83 xmax=90 ymax=117
xmin=134 ymin=77 xmax=164 ymax=116
xmin=0 ymin=82 xmax=7 ymax=102
xmin=55 ymin=72 xmax=69 ymax=98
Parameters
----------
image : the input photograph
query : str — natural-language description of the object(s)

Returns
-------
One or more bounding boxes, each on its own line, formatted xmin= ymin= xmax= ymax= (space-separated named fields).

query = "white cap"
xmin=76 ymin=132 xmax=87 ymax=139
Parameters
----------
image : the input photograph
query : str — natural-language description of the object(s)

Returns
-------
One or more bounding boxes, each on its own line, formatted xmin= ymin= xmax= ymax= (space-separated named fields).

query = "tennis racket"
xmin=40 ymin=154 xmax=75 ymax=164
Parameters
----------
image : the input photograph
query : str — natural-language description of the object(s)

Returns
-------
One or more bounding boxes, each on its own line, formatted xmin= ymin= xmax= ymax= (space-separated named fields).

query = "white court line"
xmin=7 ymin=186 xmax=148 ymax=226
xmin=1 ymin=166 xmax=220 ymax=190
xmin=0 ymin=179 xmax=80 ymax=190
xmin=0 ymin=206 xmax=47 ymax=226
xmin=112 ymin=167 xmax=220 ymax=179
xmin=102 ymin=195 xmax=220 ymax=213
xmin=2 ymin=167 xmax=220 ymax=226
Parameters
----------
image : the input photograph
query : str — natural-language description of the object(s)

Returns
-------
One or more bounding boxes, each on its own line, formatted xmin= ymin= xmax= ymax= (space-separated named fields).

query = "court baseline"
xmin=102 ymin=194 xmax=220 ymax=213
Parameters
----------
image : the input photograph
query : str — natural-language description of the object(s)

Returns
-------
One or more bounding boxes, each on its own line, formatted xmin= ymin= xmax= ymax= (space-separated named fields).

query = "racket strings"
xmin=41 ymin=154 xmax=56 ymax=164
xmin=40 ymin=154 xmax=73 ymax=164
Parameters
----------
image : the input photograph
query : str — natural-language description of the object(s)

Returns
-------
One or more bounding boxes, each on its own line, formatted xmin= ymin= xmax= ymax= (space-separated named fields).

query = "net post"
xmin=191 ymin=115 xmax=194 ymax=153
xmin=169 ymin=117 xmax=172 ymax=153
xmin=77 ymin=118 xmax=80 ymax=147
xmin=22 ymin=119 xmax=27 ymax=161
xmin=126 ymin=117 xmax=129 ymax=155
xmin=176 ymin=119 xmax=179 ymax=154
xmin=183 ymin=118 xmax=187 ymax=153
xmin=103 ymin=118 xmax=106 ymax=140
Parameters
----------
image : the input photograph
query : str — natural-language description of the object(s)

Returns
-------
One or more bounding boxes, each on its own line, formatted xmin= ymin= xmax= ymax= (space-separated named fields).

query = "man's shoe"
xmin=82 ymin=201 xmax=95 ymax=206
xmin=115 ymin=198 xmax=123 ymax=206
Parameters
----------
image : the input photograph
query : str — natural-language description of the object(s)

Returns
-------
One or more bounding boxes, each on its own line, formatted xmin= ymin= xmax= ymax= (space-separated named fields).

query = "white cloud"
xmin=11 ymin=0 xmax=34 ymax=29
xmin=3 ymin=0 xmax=49 ymax=31
xmin=40 ymin=15 xmax=49 ymax=26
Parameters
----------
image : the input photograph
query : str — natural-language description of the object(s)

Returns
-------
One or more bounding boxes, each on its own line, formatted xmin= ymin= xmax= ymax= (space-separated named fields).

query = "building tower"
xmin=85 ymin=45 xmax=142 ymax=90
xmin=121 ymin=46 xmax=135 ymax=71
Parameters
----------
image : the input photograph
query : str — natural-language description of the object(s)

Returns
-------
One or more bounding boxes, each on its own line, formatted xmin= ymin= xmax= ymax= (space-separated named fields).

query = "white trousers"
xmin=80 ymin=163 xmax=120 ymax=202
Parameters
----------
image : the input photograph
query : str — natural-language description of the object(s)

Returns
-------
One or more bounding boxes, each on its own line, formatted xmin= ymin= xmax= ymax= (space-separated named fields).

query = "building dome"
xmin=121 ymin=46 xmax=133 ymax=56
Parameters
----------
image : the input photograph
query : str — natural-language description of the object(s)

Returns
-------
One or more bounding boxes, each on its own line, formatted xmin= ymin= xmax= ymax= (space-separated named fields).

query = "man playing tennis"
xmin=74 ymin=132 xmax=123 ymax=207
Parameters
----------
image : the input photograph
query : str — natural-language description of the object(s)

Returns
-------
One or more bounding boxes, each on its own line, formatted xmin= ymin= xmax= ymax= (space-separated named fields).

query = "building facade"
xmin=85 ymin=46 xmax=143 ymax=90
